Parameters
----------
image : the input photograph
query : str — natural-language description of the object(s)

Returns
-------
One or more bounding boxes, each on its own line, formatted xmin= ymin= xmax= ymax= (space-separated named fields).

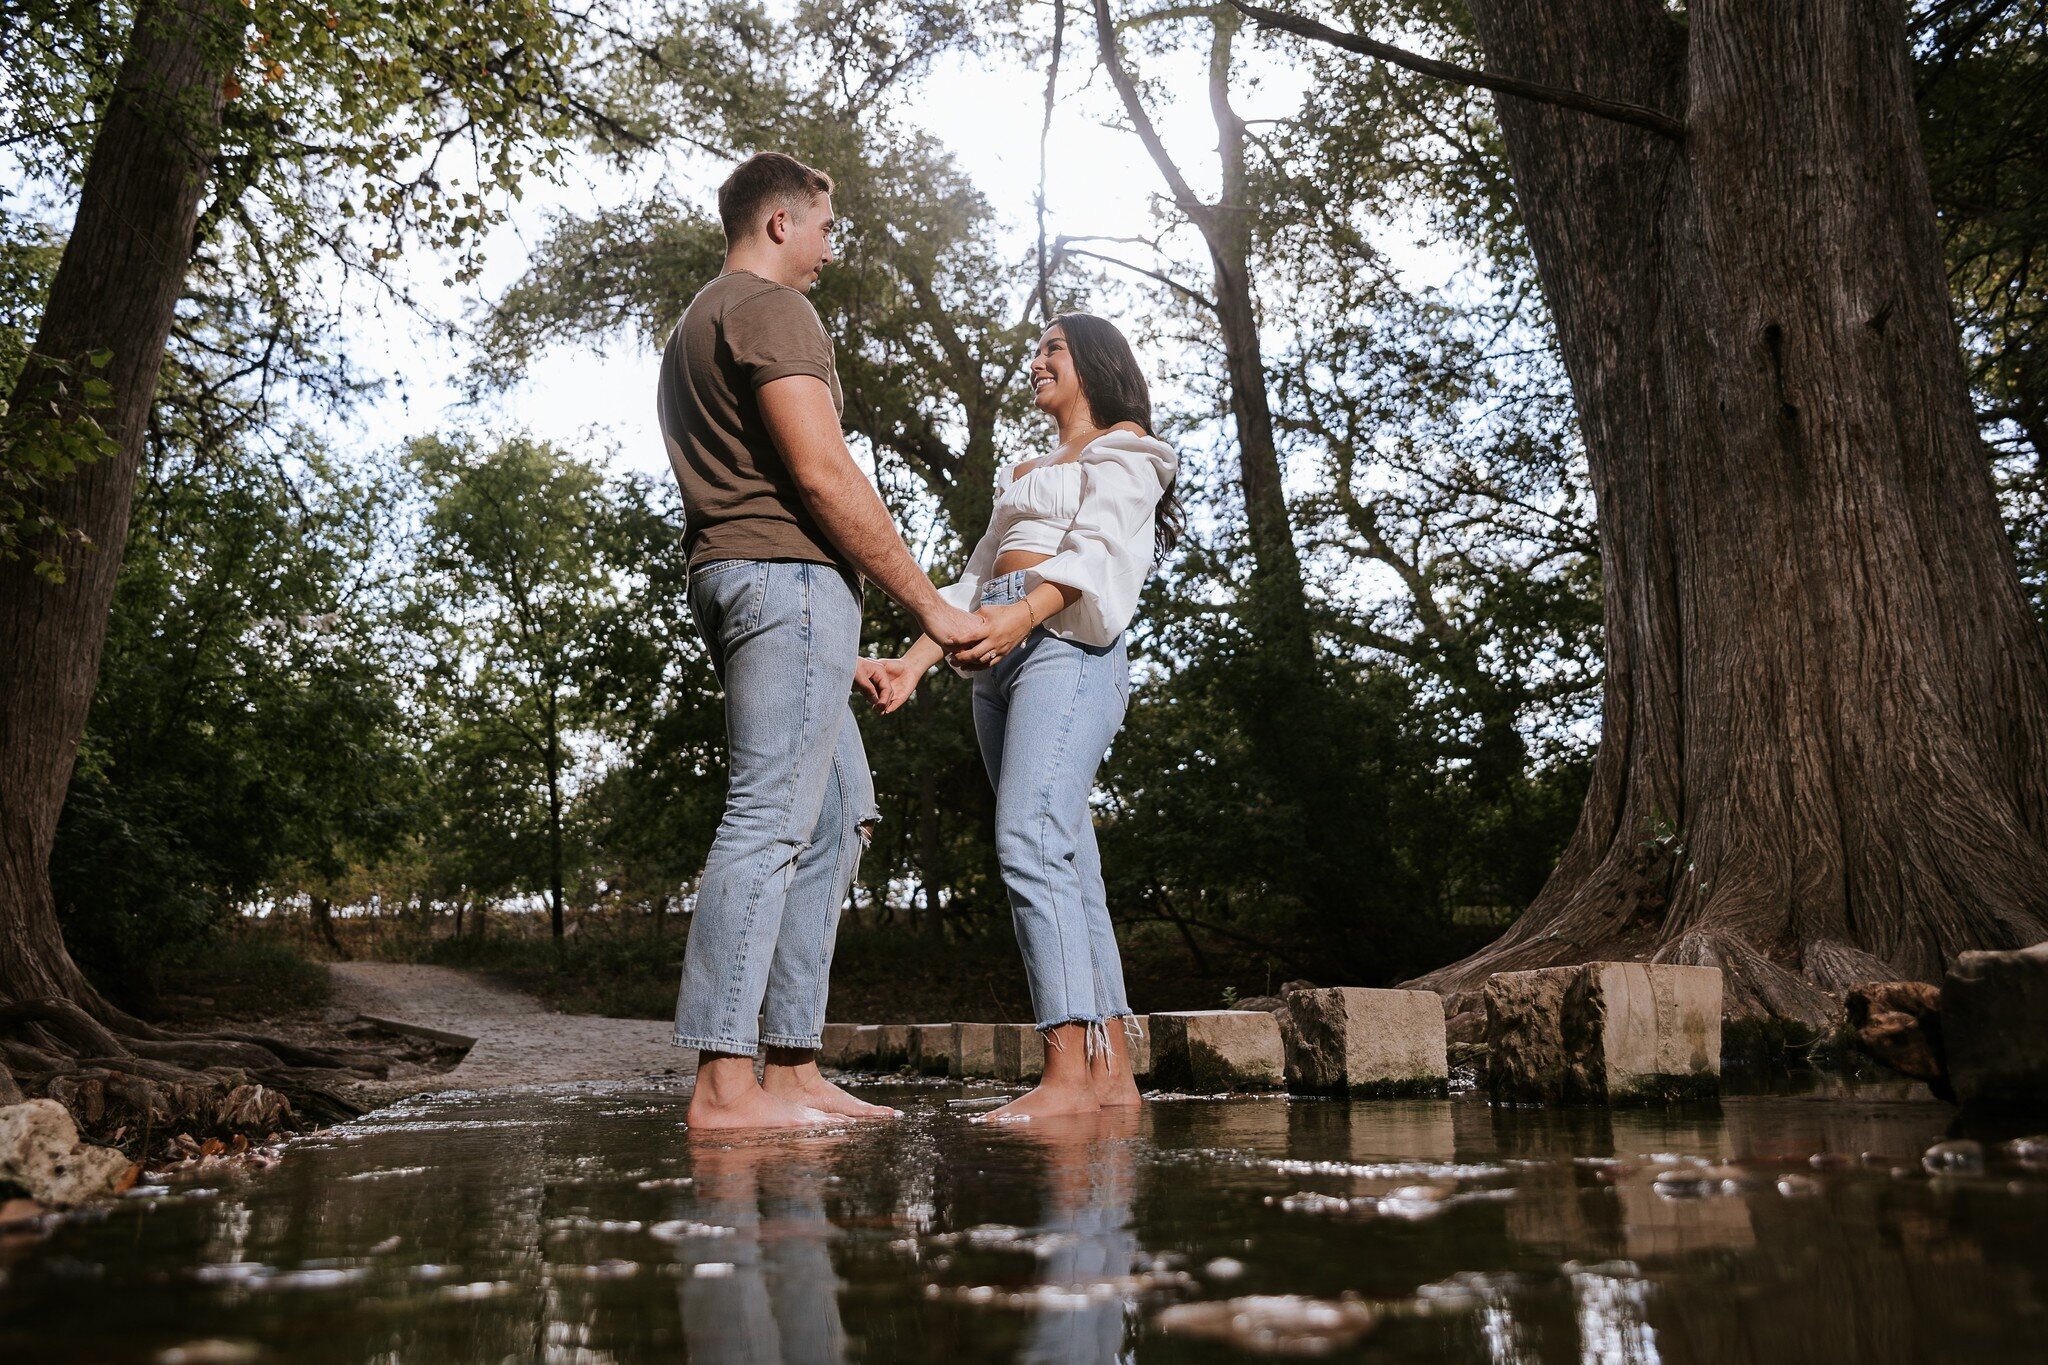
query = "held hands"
xmin=854 ymin=656 xmax=924 ymax=714
xmin=947 ymin=602 xmax=1033 ymax=671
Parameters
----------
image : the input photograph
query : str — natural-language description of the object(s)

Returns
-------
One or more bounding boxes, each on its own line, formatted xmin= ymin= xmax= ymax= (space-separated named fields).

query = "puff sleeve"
xmin=935 ymin=515 xmax=1002 ymax=614
xmin=1024 ymin=431 xmax=1176 ymax=646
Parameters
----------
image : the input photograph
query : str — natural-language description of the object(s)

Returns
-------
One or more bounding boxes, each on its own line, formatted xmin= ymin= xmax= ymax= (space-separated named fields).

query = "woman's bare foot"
xmin=762 ymin=1056 xmax=901 ymax=1120
xmin=1091 ymin=1020 xmax=1144 ymax=1107
xmin=973 ymin=1023 xmax=1099 ymax=1123
xmin=686 ymin=1053 xmax=837 ymax=1131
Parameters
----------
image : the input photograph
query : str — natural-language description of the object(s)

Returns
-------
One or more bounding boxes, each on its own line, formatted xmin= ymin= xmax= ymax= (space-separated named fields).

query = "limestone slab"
xmin=1284 ymin=988 xmax=1448 ymax=1097
xmin=1149 ymin=1010 xmax=1285 ymax=1091
xmin=952 ymin=1022 xmax=998 ymax=1078
xmin=908 ymin=1023 xmax=953 ymax=1076
xmin=992 ymin=1024 xmax=1045 ymax=1081
xmin=1944 ymin=942 xmax=2048 ymax=1110
xmin=1485 ymin=962 xmax=1721 ymax=1105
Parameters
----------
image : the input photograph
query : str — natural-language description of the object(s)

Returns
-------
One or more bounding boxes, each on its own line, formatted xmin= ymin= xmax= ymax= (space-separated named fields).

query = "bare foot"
xmin=1090 ymin=1021 xmax=1144 ymax=1107
xmin=684 ymin=1086 xmax=835 ymax=1131
xmin=1094 ymin=1071 xmax=1143 ymax=1107
xmin=686 ymin=1051 xmax=836 ymax=1131
xmin=763 ymin=1062 xmax=901 ymax=1120
xmin=974 ymin=1070 xmax=1102 ymax=1123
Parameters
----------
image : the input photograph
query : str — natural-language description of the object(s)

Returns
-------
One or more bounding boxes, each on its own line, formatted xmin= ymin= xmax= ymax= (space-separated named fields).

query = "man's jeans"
xmin=971 ymin=571 xmax=1133 ymax=1036
xmin=673 ymin=559 xmax=876 ymax=1056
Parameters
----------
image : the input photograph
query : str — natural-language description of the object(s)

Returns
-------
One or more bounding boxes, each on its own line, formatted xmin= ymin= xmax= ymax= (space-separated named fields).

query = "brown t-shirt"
xmin=658 ymin=271 xmax=849 ymax=571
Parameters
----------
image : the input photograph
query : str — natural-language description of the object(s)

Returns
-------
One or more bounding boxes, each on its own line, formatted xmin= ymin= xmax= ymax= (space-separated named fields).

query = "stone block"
xmin=1149 ymin=1011 xmax=1285 ymax=1091
xmin=1124 ymin=1015 xmax=1152 ymax=1078
xmin=873 ymin=1023 xmax=911 ymax=1070
xmin=908 ymin=1024 xmax=953 ymax=1076
xmin=1485 ymin=962 xmax=1721 ymax=1105
xmin=819 ymin=1023 xmax=860 ymax=1068
xmin=1284 ymin=988 xmax=1448 ymax=1097
xmin=992 ymin=1024 xmax=1045 ymax=1081
xmin=952 ymin=1022 xmax=998 ymax=1078
xmin=1944 ymin=942 xmax=2048 ymax=1111
xmin=845 ymin=1025 xmax=882 ymax=1070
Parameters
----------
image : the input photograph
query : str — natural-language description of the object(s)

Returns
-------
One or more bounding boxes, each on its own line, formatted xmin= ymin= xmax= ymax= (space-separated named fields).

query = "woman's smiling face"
xmin=1029 ymin=325 xmax=1084 ymax=419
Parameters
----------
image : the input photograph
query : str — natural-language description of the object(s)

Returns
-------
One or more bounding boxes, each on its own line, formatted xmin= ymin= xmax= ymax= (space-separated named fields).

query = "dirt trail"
xmin=324 ymin=962 xmax=692 ymax=1097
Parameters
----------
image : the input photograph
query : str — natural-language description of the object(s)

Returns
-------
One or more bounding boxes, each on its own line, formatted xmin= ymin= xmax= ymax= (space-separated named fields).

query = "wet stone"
xmin=1150 ymin=1011 xmax=1285 ymax=1091
xmin=845 ymin=1026 xmax=882 ymax=1069
xmin=991 ymin=1025 xmax=1045 ymax=1082
xmin=872 ymin=1024 xmax=911 ymax=1070
xmin=1124 ymin=1015 xmax=1152 ymax=1078
xmin=907 ymin=1025 xmax=952 ymax=1077
xmin=950 ymin=1023 xmax=997 ymax=1078
xmin=1283 ymin=988 xmax=1448 ymax=1098
xmin=1922 ymin=1139 xmax=1987 ymax=1176
xmin=1943 ymin=942 xmax=2048 ymax=1112
xmin=1484 ymin=962 xmax=1722 ymax=1105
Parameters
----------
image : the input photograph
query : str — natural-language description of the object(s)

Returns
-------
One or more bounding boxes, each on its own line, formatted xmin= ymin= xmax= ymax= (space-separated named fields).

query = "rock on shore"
xmin=1944 ymin=942 xmax=2048 ymax=1110
xmin=0 ymin=1099 xmax=134 ymax=1207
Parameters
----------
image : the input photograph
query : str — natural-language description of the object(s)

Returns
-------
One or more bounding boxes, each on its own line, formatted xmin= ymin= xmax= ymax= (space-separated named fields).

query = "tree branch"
xmin=1053 ymin=240 xmax=1218 ymax=311
xmin=1227 ymin=1 xmax=1686 ymax=141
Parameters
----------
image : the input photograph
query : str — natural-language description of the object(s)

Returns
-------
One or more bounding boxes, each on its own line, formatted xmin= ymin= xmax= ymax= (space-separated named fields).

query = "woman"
xmin=864 ymin=313 xmax=1180 ymax=1120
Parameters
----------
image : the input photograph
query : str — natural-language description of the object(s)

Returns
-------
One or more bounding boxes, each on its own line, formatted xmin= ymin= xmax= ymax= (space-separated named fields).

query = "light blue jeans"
xmin=673 ymin=559 xmax=877 ymax=1056
xmin=972 ymin=571 xmax=1134 ymax=1040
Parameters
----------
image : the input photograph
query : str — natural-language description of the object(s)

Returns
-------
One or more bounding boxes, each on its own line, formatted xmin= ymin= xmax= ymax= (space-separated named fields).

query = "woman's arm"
xmin=951 ymin=581 xmax=1080 ymax=670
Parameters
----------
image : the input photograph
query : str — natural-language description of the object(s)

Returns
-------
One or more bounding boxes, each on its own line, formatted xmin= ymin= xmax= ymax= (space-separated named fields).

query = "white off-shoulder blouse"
xmin=936 ymin=429 xmax=1177 ymax=647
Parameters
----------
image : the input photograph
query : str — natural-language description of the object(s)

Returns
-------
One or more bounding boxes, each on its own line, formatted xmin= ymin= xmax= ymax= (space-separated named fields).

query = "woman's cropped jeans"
xmin=972 ymin=571 xmax=1134 ymax=1048
xmin=673 ymin=559 xmax=877 ymax=1057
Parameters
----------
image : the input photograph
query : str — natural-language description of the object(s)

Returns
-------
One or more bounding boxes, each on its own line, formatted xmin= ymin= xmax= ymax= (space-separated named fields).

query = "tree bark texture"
xmin=0 ymin=0 xmax=234 ymax=1009
xmin=1417 ymin=0 xmax=2048 ymax=1024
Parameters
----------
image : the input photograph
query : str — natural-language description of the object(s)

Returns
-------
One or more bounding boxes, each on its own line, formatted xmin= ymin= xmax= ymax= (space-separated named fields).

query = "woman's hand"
xmin=949 ymin=602 xmax=1035 ymax=671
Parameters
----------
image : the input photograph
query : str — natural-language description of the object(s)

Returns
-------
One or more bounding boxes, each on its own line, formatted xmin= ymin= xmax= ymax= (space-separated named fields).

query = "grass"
xmin=152 ymin=931 xmax=333 ymax=1018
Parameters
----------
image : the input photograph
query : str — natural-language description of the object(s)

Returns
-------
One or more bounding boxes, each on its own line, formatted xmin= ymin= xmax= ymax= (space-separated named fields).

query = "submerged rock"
xmin=1484 ymin=963 xmax=1722 ymax=1105
xmin=1283 ymin=988 xmax=1448 ymax=1098
xmin=1921 ymin=1139 xmax=1986 ymax=1176
xmin=1942 ymin=943 xmax=2048 ymax=1111
xmin=1153 ymin=1295 xmax=1376 ymax=1355
xmin=0 ymin=1100 xmax=134 ymax=1207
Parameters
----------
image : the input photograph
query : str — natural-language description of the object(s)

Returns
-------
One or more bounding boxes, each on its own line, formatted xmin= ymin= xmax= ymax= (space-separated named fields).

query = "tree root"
xmin=2 ymin=992 xmax=375 ymax=1152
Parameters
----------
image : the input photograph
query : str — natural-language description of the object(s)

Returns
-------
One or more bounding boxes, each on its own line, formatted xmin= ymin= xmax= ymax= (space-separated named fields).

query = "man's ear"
xmin=765 ymin=207 xmax=790 ymax=245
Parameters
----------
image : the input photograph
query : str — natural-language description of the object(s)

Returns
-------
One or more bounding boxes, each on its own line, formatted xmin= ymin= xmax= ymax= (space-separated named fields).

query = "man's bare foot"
xmin=762 ymin=1058 xmax=901 ymax=1120
xmin=684 ymin=1086 xmax=834 ymax=1131
xmin=686 ymin=1051 xmax=836 ymax=1131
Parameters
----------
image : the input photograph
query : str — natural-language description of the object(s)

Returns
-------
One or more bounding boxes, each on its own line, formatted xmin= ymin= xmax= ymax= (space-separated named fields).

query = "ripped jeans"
xmin=673 ymin=559 xmax=877 ymax=1057
xmin=972 ymin=571 xmax=1134 ymax=1055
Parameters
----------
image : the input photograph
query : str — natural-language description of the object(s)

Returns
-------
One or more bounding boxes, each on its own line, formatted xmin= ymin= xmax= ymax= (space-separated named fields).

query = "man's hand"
xmin=854 ymin=657 xmax=890 ymax=707
xmin=919 ymin=601 xmax=989 ymax=652
xmin=866 ymin=657 xmax=925 ymax=714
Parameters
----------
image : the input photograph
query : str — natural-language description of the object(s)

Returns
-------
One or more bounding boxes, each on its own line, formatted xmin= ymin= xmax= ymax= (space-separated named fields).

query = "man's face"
xmin=780 ymin=191 xmax=836 ymax=291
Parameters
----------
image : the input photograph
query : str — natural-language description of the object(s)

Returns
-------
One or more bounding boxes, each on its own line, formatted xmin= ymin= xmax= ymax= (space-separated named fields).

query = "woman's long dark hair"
xmin=1052 ymin=312 xmax=1186 ymax=559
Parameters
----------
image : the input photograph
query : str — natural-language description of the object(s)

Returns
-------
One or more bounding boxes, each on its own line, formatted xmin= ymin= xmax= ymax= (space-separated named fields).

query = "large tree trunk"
xmin=1417 ymin=0 xmax=2048 ymax=1024
xmin=0 ymin=0 xmax=234 ymax=1011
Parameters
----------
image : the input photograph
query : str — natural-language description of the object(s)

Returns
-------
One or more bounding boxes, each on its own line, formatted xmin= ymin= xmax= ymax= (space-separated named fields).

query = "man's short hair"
xmin=718 ymin=152 xmax=833 ymax=245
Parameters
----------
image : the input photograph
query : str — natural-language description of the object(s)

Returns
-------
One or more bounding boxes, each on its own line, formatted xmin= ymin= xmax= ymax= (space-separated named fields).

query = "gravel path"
xmin=324 ymin=962 xmax=693 ymax=1097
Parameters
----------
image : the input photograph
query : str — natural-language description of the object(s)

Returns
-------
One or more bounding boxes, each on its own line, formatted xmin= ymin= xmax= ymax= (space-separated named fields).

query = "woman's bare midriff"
xmin=992 ymin=550 xmax=1054 ymax=576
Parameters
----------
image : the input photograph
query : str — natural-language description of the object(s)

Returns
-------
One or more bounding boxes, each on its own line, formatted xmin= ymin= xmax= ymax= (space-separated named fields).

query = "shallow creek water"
xmin=2 ymin=1077 xmax=2044 ymax=1363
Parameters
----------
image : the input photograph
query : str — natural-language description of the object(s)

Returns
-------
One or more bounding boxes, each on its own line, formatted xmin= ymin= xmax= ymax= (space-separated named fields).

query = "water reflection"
xmin=1 ymin=1083 xmax=2045 ymax=1363
xmin=674 ymin=1136 xmax=849 ymax=1365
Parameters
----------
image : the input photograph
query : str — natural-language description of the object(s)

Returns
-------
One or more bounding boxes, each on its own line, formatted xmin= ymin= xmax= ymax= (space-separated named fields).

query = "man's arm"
xmin=758 ymin=374 xmax=987 ymax=650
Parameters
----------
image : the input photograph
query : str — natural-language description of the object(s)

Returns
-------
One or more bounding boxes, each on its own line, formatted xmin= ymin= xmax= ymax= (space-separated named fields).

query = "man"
xmin=659 ymin=152 xmax=987 ymax=1129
